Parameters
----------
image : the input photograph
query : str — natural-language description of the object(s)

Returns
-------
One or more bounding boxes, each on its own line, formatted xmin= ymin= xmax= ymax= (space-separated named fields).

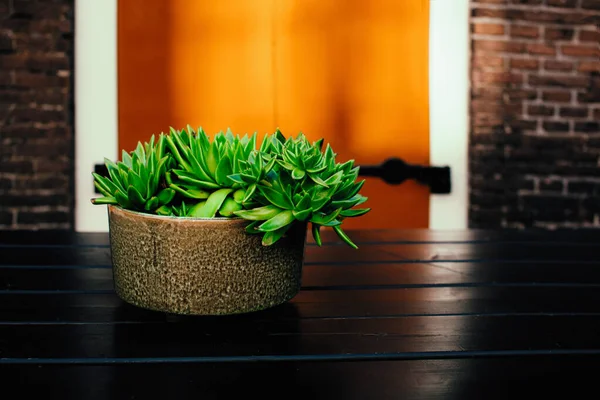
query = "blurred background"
xmin=0 ymin=0 xmax=598 ymax=232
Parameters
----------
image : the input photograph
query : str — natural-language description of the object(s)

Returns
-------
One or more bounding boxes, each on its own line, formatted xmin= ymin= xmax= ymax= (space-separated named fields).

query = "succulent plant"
xmin=91 ymin=135 xmax=176 ymax=213
xmin=160 ymin=126 xmax=256 ymax=218
xmin=92 ymin=127 xmax=370 ymax=248
xmin=234 ymin=131 xmax=369 ymax=248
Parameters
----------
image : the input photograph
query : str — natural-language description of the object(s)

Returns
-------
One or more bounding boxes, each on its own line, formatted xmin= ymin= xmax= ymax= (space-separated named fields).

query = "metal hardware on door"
xmin=357 ymin=158 xmax=451 ymax=194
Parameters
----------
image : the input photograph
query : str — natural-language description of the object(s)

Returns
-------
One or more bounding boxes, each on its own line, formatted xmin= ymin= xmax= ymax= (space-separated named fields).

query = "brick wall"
xmin=469 ymin=0 xmax=600 ymax=228
xmin=0 ymin=0 xmax=73 ymax=229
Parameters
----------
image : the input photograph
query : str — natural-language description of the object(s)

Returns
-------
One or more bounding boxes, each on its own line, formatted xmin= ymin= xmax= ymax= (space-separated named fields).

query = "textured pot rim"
xmin=108 ymin=204 xmax=244 ymax=223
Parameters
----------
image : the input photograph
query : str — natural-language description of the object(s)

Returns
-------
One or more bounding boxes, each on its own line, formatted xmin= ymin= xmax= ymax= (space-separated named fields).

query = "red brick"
xmin=544 ymin=60 xmax=574 ymax=71
xmin=472 ymin=55 xmax=506 ymax=70
xmin=543 ymin=121 xmax=570 ymax=132
xmin=472 ymin=87 xmax=503 ymax=100
xmin=473 ymin=23 xmax=506 ymax=35
xmin=472 ymin=100 xmax=522 ymax=114
xmin=0 ymin=54 xmax=28 ymax=68
xmin=529 ymin=75 xmax=589 ymax=88
xmin=528 ymin=105 xmax=555 ymax=117
xmin=560 ymin=107 xmax=589 ymax=118
xmin=561 ymin=45 xmax=600 ymax=58
xmin=472 ymin=8 xmax=508 ymax=18
xmin=510 ymin=58 xmax=539 ymax=70
xmin=527 ymin=43 xmax=557 ymax=56
xmin=511 ymin=0 xmax=542 ymax=4
xmin=473 ymin=40 xmax=526 ymax=54
xmin=513 ymin=120 xmax=538 ymax=130
xmin=35 ymin=159 xmax=71 ymax=173
xmin=10 ymin=108 xmax=66 ymax=124
xmin=473 ymin=113 xmax=505 ymax=128
xmin=580 ymin=30 xmax=600 ymax=43
xmin=17 ymin=211 xmax=70 ymax=225
xmin=506 ymin=89 xmax=537 ymax=101
xmin=545 ymin=28 xmax=575 ymax=41
xmin=542 ymin=91 xmax=572 ymax=102
xmin=510 ymin=25 xmax=539 ymax=39
xmin=575 ymin=122 xmax=600 ymax=133
xmin=594 ymin=109 xmax=600 ymax=120
xmin=473 ymin=0 xmax=508 ymax=3
xmin=474 ymin=71 xmax=523 ymax=84
xmin=13 ymin=72 xmax=63 ymax=88
xmin=0 ymin=161 xmax=34 ymax=173
xmin=579 ymin=62 xmax=600 ymax=73
xmin=509 ymin=10 xmax=597 ymax=25
xmin=14 ymin=176 xmax=69 ymax=190
xmin=11 ymin=141 xmax=71 ymax=157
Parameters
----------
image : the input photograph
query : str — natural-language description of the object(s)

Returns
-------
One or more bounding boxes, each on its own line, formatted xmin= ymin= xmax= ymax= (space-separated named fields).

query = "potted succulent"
xmin=91 ymin=127 xmax=370 ymax=315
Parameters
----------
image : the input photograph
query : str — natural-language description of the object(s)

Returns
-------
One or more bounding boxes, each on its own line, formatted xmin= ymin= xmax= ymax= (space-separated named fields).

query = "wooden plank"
xmin=2 ymin=355 xmax=596 ymax=399
xmin=3 ymin=229 xmax=600 ymax=247
xmin=2 ymin=241 xmax=600 ymax=267
xmin=0 ymin=286 xmax=599 ymax=322
xmin=4 ymin=261 xmax=600 ymax=292
xmin=0 ymin=315 xmax=599 ymax=360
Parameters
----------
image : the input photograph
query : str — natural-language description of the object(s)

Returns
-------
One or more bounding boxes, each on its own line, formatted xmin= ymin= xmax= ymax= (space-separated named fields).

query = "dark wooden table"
xmin=1 ymin=229 xmax=600 ymax=399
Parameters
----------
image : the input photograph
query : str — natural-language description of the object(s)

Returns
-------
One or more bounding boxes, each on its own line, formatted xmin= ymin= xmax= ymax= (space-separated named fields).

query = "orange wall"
xmin=118 ymin=0 xmax=430 ymax=229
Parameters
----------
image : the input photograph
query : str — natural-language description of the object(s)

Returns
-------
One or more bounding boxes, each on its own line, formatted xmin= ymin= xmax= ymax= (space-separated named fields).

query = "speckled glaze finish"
xmin=107 ymin=205 xmax=307 ymax=315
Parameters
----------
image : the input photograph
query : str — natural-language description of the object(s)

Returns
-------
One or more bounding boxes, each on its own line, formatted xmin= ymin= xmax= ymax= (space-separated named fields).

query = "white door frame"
xmin=74 ymin=0 xmax=469 ymax=232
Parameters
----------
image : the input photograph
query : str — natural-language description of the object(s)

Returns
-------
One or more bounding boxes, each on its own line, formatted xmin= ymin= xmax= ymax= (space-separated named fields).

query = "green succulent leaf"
xmin=189 ymin=188 xmax=233 ymax=218
xmin=144 ymin=196 xmax=160 ymax=211
xmin=187 ymin=201 xmax=207 ymax=217
xmin=127 ymin=185 xmax=145 ymax=208
xmin=234 ymin=205 xmax=282 ymax=221
xmin=261 ymin=224 xmax=292 ymax=246
xmin=309 ymin=174 xmax=329 ymax=187
xmin=157 ymin=188 xmax=176 ymax=206
xmin=169 ymin=183 xmax=210 ymax=199
xmin=173 ymin=169 xmax=221 ymax=189
xmin=114 ymin=189 xmax=132 ymax=209
xmin=228 ymin=174 xmax=245 ymax=185
xmin=243 ymin=183 xmax=257 ymax=203
xmin=206 ymin=141 xmax=220 ymax=176
xmin=259 ymin=186 xmax=293 ymax=210
xmin=215 ymin=155 xmax=233 ymax=186
xmin=333 ymin=225 xmax=358 ymax=249
xmin=340 ymin=208 xmax=371 ymax=218
xmin=92 ymin=174 xmax=115 ymax=197
xmin=291 ymin=167 xmax=305 ymax=180
xmin=218 ymin=197 xmax=243 ymax=217
xmin=258 ymin=210 xmax=295 ymax=232
xmin=90 ymin=196 xmax=118 ymax=205
xmin=292 ymin=208 xmax=312 ymax=221
xmin=128 ymin=171 xmax=146 ymax=199
xmin=165 ymin=134 xmax=192 ymax=172
xmin=245 ymin=220 xmax=261 ymax=234
xmin=156 ymin=205 xmax=172 ymax=216
xmin=233 ymin=188 xmax=245 ymax=204
xmin=310 ymin=208 xmax=342 ymax=225
xmin=121 ymin=151 xmax=133 ymax=168
xmin=311 ymin=223 xmax=322 ymax=246
xmin=330 ymin=194 xmax=367 ymax=210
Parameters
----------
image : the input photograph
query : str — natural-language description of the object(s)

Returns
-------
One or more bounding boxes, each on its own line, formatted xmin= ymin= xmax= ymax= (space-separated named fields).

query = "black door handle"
xmin=357 ymin=157 xmax=451 ymax=194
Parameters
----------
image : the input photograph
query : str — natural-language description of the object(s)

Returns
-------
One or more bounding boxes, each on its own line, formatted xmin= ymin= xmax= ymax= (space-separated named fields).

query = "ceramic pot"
xmin=107 ymin=205 xmax=307 ymax=315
